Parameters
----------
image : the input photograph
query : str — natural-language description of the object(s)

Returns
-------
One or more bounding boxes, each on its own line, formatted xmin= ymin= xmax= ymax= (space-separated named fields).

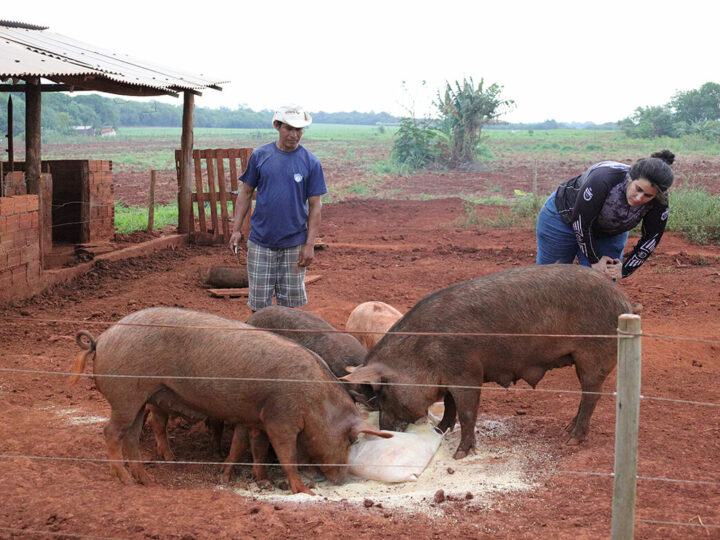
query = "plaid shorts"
xmin=246 ymin=240 xmax=307 ymax=311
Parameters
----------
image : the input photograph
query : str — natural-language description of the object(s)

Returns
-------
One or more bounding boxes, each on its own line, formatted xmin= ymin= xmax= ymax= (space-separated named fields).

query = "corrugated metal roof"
xmin=0 ymin=20 xmax=49 ymax=31
xmin=0 ymin=22 xmax=228 ymax=95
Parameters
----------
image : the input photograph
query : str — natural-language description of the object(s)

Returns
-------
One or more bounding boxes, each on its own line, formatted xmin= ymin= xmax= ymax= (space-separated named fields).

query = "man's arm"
xmin=298 ymin=195 xmax=322 ymax=268
xmin=229 ymin=182 xmax=255 ymax=249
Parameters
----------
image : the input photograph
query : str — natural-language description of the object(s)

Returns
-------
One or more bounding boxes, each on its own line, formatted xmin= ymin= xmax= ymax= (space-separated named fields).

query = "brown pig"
xmin=246 ymin=305 xmax=373 ymax=406
xmin=345 ymin=301 xmax=403 ymax=351
xmin=342 ymin=265 xmax=633 ymax=459
xmin=152 ymin=305 xmax=371 ymax=475
xmin=70 ymin=307 xmax=389 ymax=494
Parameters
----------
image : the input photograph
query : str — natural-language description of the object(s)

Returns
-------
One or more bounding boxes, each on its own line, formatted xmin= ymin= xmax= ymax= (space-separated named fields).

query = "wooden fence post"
xmin=178 ymin=91 xmax=194 ymax=234
xmin=148 ymin=169 xmax=156 ymax=231
xmin=611 ymin=313 xmax=642 ymax=540
xmin=25 ymin=77 xmax=42 ymax=195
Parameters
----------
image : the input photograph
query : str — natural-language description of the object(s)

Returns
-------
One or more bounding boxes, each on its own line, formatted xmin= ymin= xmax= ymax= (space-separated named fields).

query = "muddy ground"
xmin=1 ymin=158 xmax=720 ymax=539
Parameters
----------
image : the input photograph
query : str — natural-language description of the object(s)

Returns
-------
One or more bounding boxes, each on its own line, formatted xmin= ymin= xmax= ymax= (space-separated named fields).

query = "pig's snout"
xmin=379 ymin=411 xmax=408 ymax=433
xmin=322 ymin=465 xmax=348 ymax=485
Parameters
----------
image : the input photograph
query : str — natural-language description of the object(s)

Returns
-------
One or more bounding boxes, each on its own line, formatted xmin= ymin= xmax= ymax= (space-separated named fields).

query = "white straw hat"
xmin=272 ymin=105 xmax=312 ymax=128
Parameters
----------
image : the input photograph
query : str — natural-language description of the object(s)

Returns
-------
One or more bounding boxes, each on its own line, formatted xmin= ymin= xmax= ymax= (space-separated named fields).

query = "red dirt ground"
xmin=1 ymin=174 xmax=719 ymax=538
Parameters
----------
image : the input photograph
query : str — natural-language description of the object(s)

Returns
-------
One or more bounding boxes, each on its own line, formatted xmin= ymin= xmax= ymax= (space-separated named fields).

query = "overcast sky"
xmin=6 ymin=0 xmax=718 ymax=123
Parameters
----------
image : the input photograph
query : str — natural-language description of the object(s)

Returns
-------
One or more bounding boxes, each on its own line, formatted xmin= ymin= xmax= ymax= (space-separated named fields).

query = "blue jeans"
xmin=536 ymin=192 xmax=628 ymax=266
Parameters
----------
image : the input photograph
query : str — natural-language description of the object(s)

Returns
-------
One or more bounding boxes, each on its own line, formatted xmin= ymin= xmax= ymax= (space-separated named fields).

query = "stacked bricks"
xmin=88 ymin=160 xmax=114 ymax=242
xmin=0 ymin=195 xmax=41 ymax=303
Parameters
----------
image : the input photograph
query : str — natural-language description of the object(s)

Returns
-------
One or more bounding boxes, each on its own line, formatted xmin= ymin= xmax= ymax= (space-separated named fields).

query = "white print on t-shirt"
xmin=583 ymin=187 xmax=593 ymax=201
xmin=294 ymin=173 xmax=303 ymax=183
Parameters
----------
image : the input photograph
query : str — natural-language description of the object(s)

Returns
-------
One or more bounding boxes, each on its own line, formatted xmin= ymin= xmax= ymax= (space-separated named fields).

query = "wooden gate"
xmin=175 ymin=148 xmax=253 ymax=244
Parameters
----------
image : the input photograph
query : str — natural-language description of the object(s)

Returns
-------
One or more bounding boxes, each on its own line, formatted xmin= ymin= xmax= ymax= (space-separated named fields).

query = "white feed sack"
xmin=348 ymin=410 xmax=443 ymax=483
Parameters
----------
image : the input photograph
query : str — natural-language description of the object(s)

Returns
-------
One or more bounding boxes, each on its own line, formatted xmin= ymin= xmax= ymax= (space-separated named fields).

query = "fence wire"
xmin=4 ymin=314 xmax=720 ymax=345
xmin=0 ymin=315 xmax=629 ymax=340
xmin=1 ymin=453 xmax=718 ymax=488
xmin=2 ymin=364 xmax=719 ymax=408
xmin=0 ymin=520 xmax=717 ymax=540
xmin=0 ymin=527 xmax=126 ymax=540
xmin=636 ymin=518 xmax=720 ymax=530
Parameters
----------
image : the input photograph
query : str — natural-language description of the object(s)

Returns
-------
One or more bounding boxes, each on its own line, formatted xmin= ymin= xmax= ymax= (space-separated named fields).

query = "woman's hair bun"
xmin=651 ymin=149 xmax=675 ymax=165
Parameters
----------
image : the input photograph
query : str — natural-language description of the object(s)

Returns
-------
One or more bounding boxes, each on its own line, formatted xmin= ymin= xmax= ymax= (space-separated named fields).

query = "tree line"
xmin=0 ymin=92 xmax=401 ymax=136
xmin=618 ymin=82 xmax=720 ymax=140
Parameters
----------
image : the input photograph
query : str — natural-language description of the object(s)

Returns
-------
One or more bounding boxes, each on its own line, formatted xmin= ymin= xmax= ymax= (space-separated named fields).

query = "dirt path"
xmin=1 ymin=198 xmax=719 ymax=539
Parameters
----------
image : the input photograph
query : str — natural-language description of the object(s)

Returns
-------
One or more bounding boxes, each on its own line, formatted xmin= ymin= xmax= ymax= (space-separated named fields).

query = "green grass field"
xmin=484 ymin=128 xmax=720 ymax=161
xmin=40 ymin=125 xmax=720 ymax=172
xmin=38 ymin=125 xmax=720 ymax=243
xmin=41 ymin=124 xmax=397 ymax=173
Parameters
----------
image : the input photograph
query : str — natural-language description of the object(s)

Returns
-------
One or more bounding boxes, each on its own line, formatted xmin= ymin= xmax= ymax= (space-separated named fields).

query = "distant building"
xmin=73 ymin=125 xmax=94 ymax=136
xmin=100 ymin=127 xmax=116 ymax=137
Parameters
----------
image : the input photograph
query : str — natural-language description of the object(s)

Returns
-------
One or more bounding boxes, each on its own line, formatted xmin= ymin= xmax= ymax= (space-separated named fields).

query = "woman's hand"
xmin=591 ymin=256 xmax=620 ymax=280
xmin=606 ymin=259 xmax=622 ymax=281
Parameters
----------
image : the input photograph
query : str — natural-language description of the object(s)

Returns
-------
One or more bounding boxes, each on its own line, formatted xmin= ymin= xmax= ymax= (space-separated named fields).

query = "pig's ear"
xmin=351 ymin=420 xmax=394 ymax=441
xmin=340 ymin=364 xmax=383 ymax=385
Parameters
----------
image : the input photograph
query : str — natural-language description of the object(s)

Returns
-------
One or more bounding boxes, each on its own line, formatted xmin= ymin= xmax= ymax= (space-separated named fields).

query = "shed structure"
xmin=0 ymin=19 xmax=227 ymax=303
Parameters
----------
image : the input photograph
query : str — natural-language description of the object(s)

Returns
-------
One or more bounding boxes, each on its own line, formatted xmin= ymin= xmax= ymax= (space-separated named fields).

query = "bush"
xmin=667 ymin=188 xmax=720 ymax=244
xmin=684 ymin=119 xmax=720 ymax=142
xmin=390 ymin=117 xmax=442 ymax=171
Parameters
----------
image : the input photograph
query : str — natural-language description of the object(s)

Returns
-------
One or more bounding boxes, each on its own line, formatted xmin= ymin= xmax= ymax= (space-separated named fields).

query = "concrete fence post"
xmin=611 ymin=313 xmax=642 ymax=540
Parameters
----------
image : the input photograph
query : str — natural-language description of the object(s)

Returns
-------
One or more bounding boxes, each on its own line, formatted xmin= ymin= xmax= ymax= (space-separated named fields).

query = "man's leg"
xmin=247 ymin=240 xmax=276 ymax=311
xmin=275 ymin=244 xmax=307 ymax=308
xmin=536 ymin=194 xmax=579 ymax=265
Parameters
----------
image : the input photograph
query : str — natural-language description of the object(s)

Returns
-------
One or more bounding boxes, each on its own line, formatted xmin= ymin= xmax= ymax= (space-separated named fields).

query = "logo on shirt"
xmin=583 ymin=187 xmax=593 ymax=201
xmin=294 ymin=173 xmax=303 ymax=183
xmin=661 ymin=209 xmax=669 ymax=221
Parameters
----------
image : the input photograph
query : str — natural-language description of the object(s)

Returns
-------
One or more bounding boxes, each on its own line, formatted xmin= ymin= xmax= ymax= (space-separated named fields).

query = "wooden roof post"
xmin=178 ymin=90 xmax=194 ymax=234
xmin=7 ymin=95 xmax=14 ymax=175
xmin=25 ymin=77 xmax=41 ymax=194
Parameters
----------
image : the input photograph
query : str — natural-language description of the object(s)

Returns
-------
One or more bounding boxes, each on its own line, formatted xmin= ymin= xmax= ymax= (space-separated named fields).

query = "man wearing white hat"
xmin=229 ymin=105 xmax=327 ymax=311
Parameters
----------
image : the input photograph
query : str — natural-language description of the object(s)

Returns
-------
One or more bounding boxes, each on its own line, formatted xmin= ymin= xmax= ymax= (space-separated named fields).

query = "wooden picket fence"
xmin=175 ymin=148 xmax=253 ymax=244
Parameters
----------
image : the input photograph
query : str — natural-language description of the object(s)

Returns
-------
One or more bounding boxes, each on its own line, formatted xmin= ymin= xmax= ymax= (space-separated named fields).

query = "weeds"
xmin=456 ymin=201 xmax=480 ymax=227
xmin=689 ymin=255 xmax=712 ymax=266
xmin=667 ymin=188 xmax=720 ymax=244
xmin=347 ymin=182 xmax=370 ymax=195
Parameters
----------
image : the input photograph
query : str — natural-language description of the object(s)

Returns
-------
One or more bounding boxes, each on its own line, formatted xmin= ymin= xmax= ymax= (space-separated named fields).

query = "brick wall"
xmin=88 ymin=160 xmax=114 ymax=242
xmin=0 ymin=195 xmax=41 ymax=303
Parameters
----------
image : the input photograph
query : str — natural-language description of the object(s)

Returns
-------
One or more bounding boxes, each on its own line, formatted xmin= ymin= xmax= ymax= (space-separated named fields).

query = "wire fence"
xmin=0 ymin=314 xmax=718 ymax=534
xmin=1 ymin=367 xmax=719 ymax=409
xmin=0 ymin=453 xmax=718 ymax=488
xmin=3 ymin=314 xmax=720 ymax=346
xmin=1 ymin=315 xmax=719 ymax=410
xmin=0 ymin=527 xmax=126 ymax=540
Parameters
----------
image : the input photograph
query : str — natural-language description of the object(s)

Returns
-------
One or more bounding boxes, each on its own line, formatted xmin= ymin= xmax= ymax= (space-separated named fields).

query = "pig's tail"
xmin=68 ymin=331 xmax=97 ymax=386
xmin=75 ymin=330 xmax=97 ymax=351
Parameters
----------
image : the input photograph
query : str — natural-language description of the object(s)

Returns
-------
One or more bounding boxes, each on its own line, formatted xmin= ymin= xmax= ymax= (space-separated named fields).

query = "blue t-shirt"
xmin=240 ymin=142 xmax=327 ymax=248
